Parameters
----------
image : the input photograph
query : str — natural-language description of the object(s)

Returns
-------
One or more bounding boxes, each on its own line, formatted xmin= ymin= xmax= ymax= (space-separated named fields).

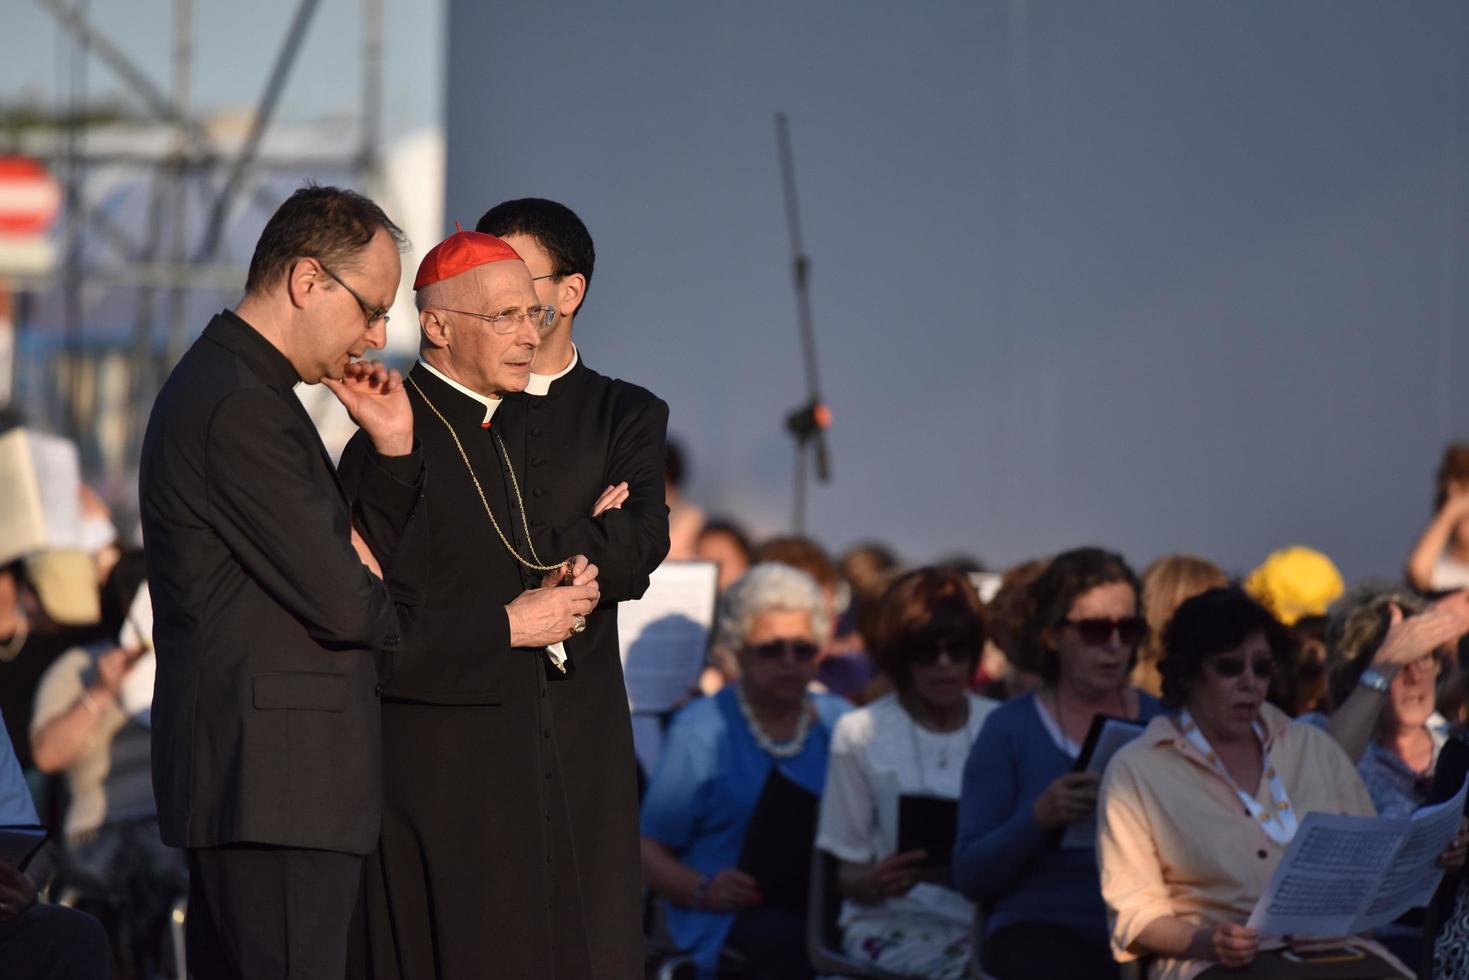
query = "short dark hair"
xmin=698 ymin=519 xmax=753 ymax=562
xmin=756 ymin=535 xmax=840 ymax=590
xmin=1018 ymin=547 xmax=1139 ymax=683
xmin=245 ymin=184 xmax=406 ymax=294
xmin=475 ymin=198 xmax=595 ymax=313
xmin=1159 ymin=587 xmax=1293 ymax=708
xmin=872 ymin=567 xmax=986 ymax=692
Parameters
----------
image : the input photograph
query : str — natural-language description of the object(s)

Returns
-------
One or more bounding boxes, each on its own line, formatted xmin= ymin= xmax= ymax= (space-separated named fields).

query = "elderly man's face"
xmin=429 ymin=261 xmax=542 ymax=395
xmin=737 ymin=608 xmax=819 ymax=709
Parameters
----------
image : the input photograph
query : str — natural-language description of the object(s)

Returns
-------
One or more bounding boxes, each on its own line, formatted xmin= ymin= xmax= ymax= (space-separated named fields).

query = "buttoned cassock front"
xmin=343 ymin=364 xmax=590 ymax=979
xmin=496 ymin=351 xmax=670 ymax=980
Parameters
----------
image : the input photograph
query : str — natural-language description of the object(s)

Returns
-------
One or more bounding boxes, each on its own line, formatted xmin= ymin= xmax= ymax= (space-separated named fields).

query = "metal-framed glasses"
xmin=437 ymin=305 xmax=557 ymax=334
xmin=319 ymin=262 xmax=390 ymax=327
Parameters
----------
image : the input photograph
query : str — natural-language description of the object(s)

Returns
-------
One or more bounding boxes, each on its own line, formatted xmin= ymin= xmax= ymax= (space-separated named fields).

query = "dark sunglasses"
xmin=748 ymin=639 xmax=820 ymax=663
xmin=909 ymin=646 xmax=977 ymax=668
xmin=1207 ymin=655 xmax=1277 ymax=679
xmin=1064 ymin=616 xmax=1147 ymax=646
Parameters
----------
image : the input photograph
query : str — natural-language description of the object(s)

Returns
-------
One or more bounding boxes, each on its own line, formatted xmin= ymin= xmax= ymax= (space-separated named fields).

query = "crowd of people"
xmin=6 ymin=185 xmax=1469 ymax=980
xmin=630 ymin=442 xmax=1469 ymax=980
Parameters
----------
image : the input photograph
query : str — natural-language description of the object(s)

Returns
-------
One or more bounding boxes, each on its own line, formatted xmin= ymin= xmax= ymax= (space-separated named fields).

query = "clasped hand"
xmin=506 ymin=555 xmax=599 ymax=647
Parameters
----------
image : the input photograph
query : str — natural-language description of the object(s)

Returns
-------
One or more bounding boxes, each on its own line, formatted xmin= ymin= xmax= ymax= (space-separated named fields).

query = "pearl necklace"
xmin=735 ymin=685 xmax=814 ymax=759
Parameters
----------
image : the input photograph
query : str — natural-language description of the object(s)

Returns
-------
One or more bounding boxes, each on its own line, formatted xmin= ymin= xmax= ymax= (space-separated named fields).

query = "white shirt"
xmin=1432 ymin=553 xmax=1469 ymax=591
xmin=816 ymin=691 xmax=998 ymax=929
xmin=417 ymin=358 xmax=502 ymax=425
xmin=524 ymin=345 xmax=579 ymax=396
xmin=0 ymin=708 xmax=39 ymax=825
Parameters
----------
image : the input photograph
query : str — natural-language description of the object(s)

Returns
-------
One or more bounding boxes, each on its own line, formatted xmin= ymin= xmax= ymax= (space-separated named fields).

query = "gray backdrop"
xmin=444 ymin=0 xmax=1469 ymax=582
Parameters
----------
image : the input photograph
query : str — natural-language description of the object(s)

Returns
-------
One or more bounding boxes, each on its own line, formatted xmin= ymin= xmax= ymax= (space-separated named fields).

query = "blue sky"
xmin=3 ymin=0 xmax=441 ymax=140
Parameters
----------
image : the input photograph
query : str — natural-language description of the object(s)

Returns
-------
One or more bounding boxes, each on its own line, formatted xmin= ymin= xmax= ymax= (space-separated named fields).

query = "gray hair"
xmin=1324 ymin=582 xmax=1429 ymax=707
xmin=717 ymin=561 xmax=830 ymax=651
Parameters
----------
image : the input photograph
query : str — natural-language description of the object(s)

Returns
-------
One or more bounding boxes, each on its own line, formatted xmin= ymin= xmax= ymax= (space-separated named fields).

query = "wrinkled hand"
xmin=94 ymin=645 xmax=145 ymax=696
xmin=0 ymin=861 xmax=37 ymax=923
xmin=507 ymin=581 xmax=600 ymax=647
xmin=702 ymin=868 xmax=762 ymax=912
xmin=863 ymin=849 xmax=928 ymax=902
xmin=1439 ymin=818 xmax=1469 ymax=872
xmin=1373 ymin=594 xmax=1469 ymax=670
xmin=539 ymin=556 xmax=598 ymax=590
xmin=322 ymin=359 xmax=413 ymax=456
xmin=1209 ymin=923 xmax=1259 ymax=967
xmin=590 ymin=482 xmax=629 ymax=518
xmin=1032 ymin=772 xmax=1100 ymax=829
xmin=351 ymin=526 xmax=383 ymax=579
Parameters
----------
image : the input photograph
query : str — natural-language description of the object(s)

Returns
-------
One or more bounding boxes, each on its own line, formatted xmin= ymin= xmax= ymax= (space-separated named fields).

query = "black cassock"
xmin=342 ymin=364 xmax=592 ymax=979
xmin=495 ymin=352 xmax=670 ymax=980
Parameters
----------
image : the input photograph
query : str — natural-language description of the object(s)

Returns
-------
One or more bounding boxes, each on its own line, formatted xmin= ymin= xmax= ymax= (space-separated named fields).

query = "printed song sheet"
xmin=1247 ymin=777 xmax=1467 ymax=937
xmin=617 ymin=561 xmax=718 ymax=713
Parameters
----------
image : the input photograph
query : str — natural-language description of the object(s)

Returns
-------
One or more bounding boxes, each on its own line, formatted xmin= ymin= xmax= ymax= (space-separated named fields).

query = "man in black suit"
xmin=477 ymin=199 xmax=670 ymax=979
xmin=139 ymin=185 xmax=425 ymax=979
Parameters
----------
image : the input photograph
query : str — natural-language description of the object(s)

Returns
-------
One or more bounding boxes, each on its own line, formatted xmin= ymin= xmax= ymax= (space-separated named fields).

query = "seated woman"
xmin=29 ymin=552 xmax=187 ymax=973
xmin=1097 ymin=587 xmax=1468 ymax=980
xmin=641 ymin=562 xmax=851 ymax=980
xmin=954 ymin=547 xmax=1163 ymax=980
xmin=815 ymin=568 xmax=999 ymax=979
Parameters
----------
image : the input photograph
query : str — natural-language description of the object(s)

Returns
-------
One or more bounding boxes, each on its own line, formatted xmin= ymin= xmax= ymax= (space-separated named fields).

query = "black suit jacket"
xmin=139 ymin=311 xmax=423 ymax=854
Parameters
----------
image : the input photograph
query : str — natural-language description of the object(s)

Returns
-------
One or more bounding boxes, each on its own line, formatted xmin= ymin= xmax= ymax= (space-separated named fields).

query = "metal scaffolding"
xmin=7 ymin=0 xmax=386 ymax=496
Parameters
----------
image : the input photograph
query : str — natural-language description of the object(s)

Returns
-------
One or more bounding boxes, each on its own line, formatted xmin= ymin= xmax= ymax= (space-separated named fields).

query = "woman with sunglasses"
xmin=814 ymin=568 xmax=999 ymax=978
xmin=640 ymin=562 xmax=851 ymax=980
xmin=954 ymin=547 xmax=1163 ymax=979
xmin=1097 ymin=588 xmax=1468 ymax=980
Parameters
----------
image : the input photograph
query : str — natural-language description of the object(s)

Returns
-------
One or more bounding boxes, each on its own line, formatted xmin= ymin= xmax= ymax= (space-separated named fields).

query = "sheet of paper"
xmin=1364 ymin=780 xmax=1467 ymax=923
xmin=617 ymin=561 xmax=718 ymax=713
xmin=1061 ymin=717 xmax=1146 ymax=848
xmin=1248 ymin=777 xmax=1467 ymax=937
xmin=0 ymin=428 xmax=82 ymax=565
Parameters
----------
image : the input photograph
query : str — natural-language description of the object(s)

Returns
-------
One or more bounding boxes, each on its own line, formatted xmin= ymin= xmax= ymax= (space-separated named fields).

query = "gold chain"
xmin=407 ymin=374 xmax=568 ymax=574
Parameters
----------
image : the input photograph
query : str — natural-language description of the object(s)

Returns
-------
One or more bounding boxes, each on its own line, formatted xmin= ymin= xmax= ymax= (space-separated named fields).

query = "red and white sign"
xmin=0 ymin=156 xmax=62 ymax=276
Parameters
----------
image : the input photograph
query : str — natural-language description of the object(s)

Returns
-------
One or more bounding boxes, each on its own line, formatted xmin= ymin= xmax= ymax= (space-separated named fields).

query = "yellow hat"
xmin=1244 ymin=546 xmax=1344 ymax=626
xmin=23 ymin=549 xmax=100 ymax=626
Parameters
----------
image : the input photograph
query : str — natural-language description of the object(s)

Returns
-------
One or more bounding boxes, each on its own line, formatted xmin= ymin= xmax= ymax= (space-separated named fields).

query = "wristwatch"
xmin=1358 ymin=667 xmax=1391 ymax=693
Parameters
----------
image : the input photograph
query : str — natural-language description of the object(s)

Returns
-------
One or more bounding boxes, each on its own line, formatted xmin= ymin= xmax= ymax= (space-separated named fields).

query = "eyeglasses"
xmin=530 ymin=273 xmax=559 ymax=282
xmin=1207 ymin=655 xmax=1277 ymax=680
xmin=746 ymin=639 xmax=820 ymax=663
xmin=319 ymin=262 xmax=390 ymax=327
xmin=1064 ymin=616 xmax=1147 ymax=646
xmin=909 ymin=646 xmax=976 ymax=668
xmin=436 ymin=305 xmax=557 ymax=334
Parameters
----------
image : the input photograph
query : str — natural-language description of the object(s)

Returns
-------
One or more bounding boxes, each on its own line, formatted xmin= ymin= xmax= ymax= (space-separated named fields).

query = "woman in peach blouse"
xmin=1097 ymin=588 xmax=1468 ymax=980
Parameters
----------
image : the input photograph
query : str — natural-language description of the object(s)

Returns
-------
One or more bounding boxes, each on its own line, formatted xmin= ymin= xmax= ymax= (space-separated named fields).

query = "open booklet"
xmin=1246 ymin=776 xmax=1468 ymax=937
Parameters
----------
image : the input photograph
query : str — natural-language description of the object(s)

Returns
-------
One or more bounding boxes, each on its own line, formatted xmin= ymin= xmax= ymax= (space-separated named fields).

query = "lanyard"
xmin=1179 ymin=709 xmax=1299 ymax=846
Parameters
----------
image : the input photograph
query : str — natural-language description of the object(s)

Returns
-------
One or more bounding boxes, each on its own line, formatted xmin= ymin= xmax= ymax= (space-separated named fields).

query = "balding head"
xmin=415 ymin=260 xmax=543 ymax=398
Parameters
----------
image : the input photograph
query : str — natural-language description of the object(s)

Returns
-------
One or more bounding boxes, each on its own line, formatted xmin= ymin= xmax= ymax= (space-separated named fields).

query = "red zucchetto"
xmin=413 ymin=225 xmax=523 ymax=290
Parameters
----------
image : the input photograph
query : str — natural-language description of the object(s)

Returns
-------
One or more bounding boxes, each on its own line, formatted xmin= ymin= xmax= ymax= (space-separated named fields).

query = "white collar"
xmin=525 ymin=344 xmax=578 ymax=397
xmin=416 ymin=358 xmax=502 ymax=424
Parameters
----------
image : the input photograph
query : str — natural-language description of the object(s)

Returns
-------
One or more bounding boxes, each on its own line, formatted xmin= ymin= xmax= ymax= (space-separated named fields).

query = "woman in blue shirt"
xmin=954 ymin=547 xmax=1163 ymax=980
xmin=641 ymin=562 xmax=851 ymax=979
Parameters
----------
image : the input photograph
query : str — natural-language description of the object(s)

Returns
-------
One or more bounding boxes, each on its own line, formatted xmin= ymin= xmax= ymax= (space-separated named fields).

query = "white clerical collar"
xmin=525 ymin=344 xmax=579 ymax=397
xmin=417 ymin=358 xmax=502 ymax=425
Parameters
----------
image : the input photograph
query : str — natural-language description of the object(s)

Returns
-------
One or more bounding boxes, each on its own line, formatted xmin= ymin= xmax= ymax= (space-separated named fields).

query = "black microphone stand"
xmin=774 ymin=112 xmax=832 ymax=535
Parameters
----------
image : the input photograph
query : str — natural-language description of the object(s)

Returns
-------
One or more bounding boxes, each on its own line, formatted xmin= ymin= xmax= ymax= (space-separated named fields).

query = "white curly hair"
xmin=717 ymin=561 xmax=830 ymax=651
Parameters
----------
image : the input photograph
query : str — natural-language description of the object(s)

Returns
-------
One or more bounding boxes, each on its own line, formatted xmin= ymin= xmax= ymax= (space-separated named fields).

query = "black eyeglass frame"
xmin=318 ymin=261 xmax=391 ymax=327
